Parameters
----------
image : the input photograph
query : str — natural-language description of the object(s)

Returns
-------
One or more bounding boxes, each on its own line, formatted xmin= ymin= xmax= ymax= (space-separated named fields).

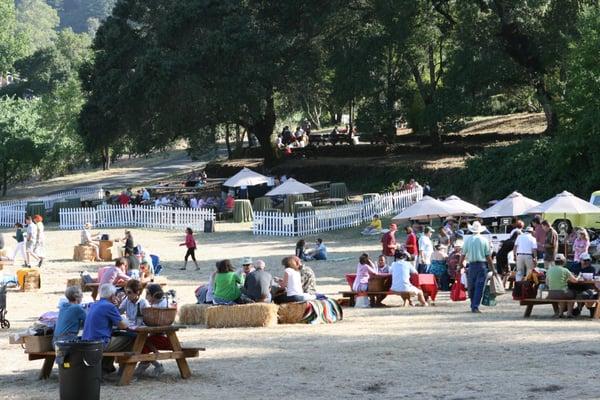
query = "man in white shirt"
xmin=417 ymin=227 xmax=434 ymax=273
xmin=513 ymin=226 xmax=538 ymax=281
xmin=389 ymin=251 xmax=427 ymax=306
xmin=189 ymin=197 xmax=198 ymax=209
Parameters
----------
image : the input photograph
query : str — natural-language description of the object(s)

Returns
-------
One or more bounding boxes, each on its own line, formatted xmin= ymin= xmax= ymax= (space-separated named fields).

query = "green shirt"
xmin=546 ymin=266 xmax=572 ymax=291
xmin=462 ymin=234 xmax=491 ymax=263
xmin=213 ymin=272 xmax=242 ymax=301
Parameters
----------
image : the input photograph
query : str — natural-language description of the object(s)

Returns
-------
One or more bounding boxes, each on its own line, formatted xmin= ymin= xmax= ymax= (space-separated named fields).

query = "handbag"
xmin=490 ymin=274 xmax=505 ymax=296
xmin=482 ymin=285 xmax=497 ymax=306
xmin=450 ymin=275 xmax=467 ymax=302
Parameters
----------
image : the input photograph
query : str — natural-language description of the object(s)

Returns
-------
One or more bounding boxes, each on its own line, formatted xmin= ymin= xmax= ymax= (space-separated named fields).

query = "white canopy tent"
xmin=265 ymin=178 xmax=317 ymax=196
xmin=443 ymin=195 xmax=483 ymax=216
xmin=223 ymin=167 xmax=270 ymax=188
xmin=478 ymin=191 xmax=540 ymax=218
xmin=525 ymin=191 xmax=600 ymax=215
xmin=392 ymin=196 xmax=457 ymax=221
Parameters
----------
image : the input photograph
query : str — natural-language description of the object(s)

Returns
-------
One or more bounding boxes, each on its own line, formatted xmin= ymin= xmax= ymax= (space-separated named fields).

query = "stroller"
xmin=0 ymin=283 xmax=9 ymax=329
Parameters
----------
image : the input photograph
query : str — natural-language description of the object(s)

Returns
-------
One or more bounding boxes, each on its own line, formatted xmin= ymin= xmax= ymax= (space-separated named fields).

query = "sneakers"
xmin=150 ymin=363 xmax=164 ymax=377
xmin=179 ymin=267 xmax=187 ymax=270
xmin=134 ymin=362 xmax=151 ymax=377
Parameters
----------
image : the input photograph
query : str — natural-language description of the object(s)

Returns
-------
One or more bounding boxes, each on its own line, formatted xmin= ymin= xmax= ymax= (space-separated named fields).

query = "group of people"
xmin=295 ymin=238 xmax=328 ymax=261
xmin=53 ymin=281 xmax=170 ymax=378
xmin=0 ymin=215 xmax=46 ymax=268
xmin=195 ymin=256 xmax=319 ymax=305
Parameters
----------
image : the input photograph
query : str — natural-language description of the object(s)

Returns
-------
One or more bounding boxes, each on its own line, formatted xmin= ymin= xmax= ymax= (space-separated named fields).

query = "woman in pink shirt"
xmin=572 ymin=229 xmax=590 ymax=263
xmin=179 ymin=227 xmax=199 ymax=270
xmin=352 ymin=253 xmax=380 ymax=292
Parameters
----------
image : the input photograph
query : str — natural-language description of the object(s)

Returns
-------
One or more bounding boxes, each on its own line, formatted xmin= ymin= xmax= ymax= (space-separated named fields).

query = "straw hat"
xmin=468 ymin=221 xmax=486 ymax=233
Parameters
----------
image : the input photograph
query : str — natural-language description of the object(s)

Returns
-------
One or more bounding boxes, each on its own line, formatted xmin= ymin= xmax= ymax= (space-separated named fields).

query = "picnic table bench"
xmin=26 ymin=325 xmax=205 ymax=386
xmin=520 ymin=298 xmax=600 ymax=319
xmin=339 ymin=291 xmax=413 ymax=306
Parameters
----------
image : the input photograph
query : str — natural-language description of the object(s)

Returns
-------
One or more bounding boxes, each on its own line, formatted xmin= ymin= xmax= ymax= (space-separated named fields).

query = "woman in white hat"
xmin=80 ymin=222 xmax=101 ymax=261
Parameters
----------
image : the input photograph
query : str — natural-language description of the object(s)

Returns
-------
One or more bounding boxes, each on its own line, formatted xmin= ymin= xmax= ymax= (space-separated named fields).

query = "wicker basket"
xmin=142 ymin=307 xmax=177 ymax=326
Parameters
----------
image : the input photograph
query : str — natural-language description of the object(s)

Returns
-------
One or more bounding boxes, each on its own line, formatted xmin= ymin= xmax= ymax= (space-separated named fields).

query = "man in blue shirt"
xmin=309 ymin=238 xmax=327 ymax=260
xmin=459 ymin=221 xmax=494 ymax=313
xmin=83 ymin=284 xmax=131 ymax=373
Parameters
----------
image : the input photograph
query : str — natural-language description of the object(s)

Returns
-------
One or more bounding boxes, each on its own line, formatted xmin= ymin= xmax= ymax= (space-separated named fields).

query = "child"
xmin=11 ymin=223 xmax=26 ymax=265
xmin=179 ymin=227 xmax=199 ymax=270
xmin=119 ymin=280 xmax=149 ymax=325
xmin=134 ymin=284 xmax=170 ymax=378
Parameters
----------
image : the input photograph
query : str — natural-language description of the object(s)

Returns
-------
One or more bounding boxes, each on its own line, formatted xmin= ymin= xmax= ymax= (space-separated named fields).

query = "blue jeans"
xmin=467 ymin=262 xmax=488 ymax=311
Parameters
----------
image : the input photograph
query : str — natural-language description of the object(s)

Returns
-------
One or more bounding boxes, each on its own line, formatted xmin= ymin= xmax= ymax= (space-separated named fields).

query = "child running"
xmin=179 ymin=227 xmax=199 ymax=270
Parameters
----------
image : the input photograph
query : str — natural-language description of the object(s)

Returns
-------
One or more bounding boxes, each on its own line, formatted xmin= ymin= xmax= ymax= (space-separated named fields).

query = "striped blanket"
xmin=302 ymin=299 xmax=344 ymax=324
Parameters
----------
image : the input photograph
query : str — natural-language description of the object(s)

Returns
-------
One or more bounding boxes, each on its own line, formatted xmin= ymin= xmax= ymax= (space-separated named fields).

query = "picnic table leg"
xmin=523 ymin=304 xmax=534 ymax=318
xmin=167 ymin=331 xmax=192 ymax=379
xmin=39 ymin=355 xmax=55 ymax=379
xmin=118 ymin=332 xmax=148 ymax=386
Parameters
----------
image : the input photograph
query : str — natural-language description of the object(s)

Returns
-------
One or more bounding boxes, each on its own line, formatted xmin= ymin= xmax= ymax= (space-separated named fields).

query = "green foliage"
xmin=48 ymin=0 xmax=117 ymax=34
xmin=0 ymin=0 xmax=29 ymax=72
xmin=16 ymin=0 xmax=60 ymax=52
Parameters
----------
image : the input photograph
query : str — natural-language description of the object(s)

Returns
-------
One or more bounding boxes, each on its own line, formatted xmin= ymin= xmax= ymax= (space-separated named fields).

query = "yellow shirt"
xmin=369 ymin=218 xmax=382 ymax=230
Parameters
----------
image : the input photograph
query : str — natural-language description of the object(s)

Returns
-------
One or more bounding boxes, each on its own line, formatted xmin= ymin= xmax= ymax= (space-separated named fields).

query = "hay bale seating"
xmin=205 ymin=303 xmax=279 ymax=329
xmin=178 ymin=304 xmax=211 ymax=325
xmin=73 ymin=245 xmax=95 ymax=262
xmin=66 ymin=277 xmax=82 ymax=289
xmin=278 ymin=302 xmax=309 ymax=324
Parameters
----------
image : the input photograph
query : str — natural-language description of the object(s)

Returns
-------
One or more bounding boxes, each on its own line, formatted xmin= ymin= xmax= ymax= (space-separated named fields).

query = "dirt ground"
xmin=1 ymin=222 xmax=599 ymax=400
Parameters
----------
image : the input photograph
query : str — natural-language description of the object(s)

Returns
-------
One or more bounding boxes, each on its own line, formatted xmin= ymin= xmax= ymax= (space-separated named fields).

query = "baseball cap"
xmin=554 ymin=253 xmax=566 ymax=263
xmin=580 ymin=253 xmax=592 ymax=261
xmin=242 ymin=257 xmax=253 ymax=265
xmin=525 ymin=226 xmax=534 ymax=233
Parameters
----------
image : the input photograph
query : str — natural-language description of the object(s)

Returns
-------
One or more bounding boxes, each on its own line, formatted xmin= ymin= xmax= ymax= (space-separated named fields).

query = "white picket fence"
xmin=253 ymin=187 xmax=423 ymax=236
xmin=0 ymin=206 xmax=26 ymax=227
xmin=59 ymin=205 xmax=215 ymax=231
xmin=0 ymin=186 xmax=104 ymax=210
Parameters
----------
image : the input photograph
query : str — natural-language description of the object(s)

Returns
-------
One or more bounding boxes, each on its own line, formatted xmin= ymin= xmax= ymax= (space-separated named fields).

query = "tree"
xmin=0 ymin=0 xmax=29 ymax=73
xmin=16 ymin=0 xmax=60 ymax=52
xmin=0 ymin=97 xmax=42 ymax=196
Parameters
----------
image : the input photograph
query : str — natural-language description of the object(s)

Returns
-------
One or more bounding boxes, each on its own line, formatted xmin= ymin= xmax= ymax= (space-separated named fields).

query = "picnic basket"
xmin=142 ymin=307 xmax=177 ymax=326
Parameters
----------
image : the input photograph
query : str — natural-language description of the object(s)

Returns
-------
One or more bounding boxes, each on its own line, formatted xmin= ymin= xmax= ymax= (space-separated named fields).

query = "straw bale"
xmin=178 ymin=303 xmax=210 ymax=325
xmin=277 ymin=302 xmax=308 ymax=324
xmin=73 ymin=245 xmax=95 ymax=262
xmin=66 ymin=278 xmax=82 ymax=289
xmin=205 ymin=303 xmax=278 ymax=329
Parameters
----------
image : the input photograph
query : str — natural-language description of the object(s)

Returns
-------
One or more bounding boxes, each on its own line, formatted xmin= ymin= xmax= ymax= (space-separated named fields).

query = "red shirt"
xmin=118 ymin=194 xmax=130 ymax=205
xmin=381 ymin=231 xmax=396 ymax=256
xmin=405 ymin=232 xmax=418 ymax=255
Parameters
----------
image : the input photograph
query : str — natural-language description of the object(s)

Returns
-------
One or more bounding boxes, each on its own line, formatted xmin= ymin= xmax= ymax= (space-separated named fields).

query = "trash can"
xmin=56 ymin=340 xmax=103 ymax=400
xmin=204 ymin=219 xmax=214 ymax=233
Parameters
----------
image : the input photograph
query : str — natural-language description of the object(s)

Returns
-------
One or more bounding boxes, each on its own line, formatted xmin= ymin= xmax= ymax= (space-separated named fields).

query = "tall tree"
xmin=0 ymin=0 xmax=29 ymax=73
xmin=15 ymin=0 xmax=60 ymax=52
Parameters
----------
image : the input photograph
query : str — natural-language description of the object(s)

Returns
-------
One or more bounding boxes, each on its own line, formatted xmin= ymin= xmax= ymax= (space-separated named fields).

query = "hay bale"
xmin=66 ymin=277 xmax=82 ymax=289
xmin=73 ymin=245 xmax=95 ymax=262
xmin=205 ymin=303 xmax=279 ymax=329
xmin=178 ymin=303 xmax=210 ymax=325
xmin=277 ymin=302 xmax=308 ymax=324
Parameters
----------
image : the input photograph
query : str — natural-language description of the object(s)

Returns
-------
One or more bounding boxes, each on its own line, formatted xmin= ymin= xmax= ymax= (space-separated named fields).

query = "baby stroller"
xmin=0 ymin=283 xmax=9 ymax=329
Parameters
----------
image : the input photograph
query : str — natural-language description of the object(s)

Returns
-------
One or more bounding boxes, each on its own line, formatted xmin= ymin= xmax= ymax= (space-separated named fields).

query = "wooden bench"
xmin=520 ymin=298 xmax=600 ymax=319
xmin=27 ymin=347 xmax=205 ymax=382
xmin=339 ymin=291 xmax=415 ymax=307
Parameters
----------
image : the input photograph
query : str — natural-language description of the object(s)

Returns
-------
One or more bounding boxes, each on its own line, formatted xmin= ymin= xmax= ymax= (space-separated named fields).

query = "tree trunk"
xmin=101 ymin=145 xmax=111 ymax=170
xmin=535 ymin=81 xmax=559 ymax=135
xmin=225 ymin=124 xmax=232 ymax=158
xmin=1 ymin=163 xmax=6 ymax=197
xmin=249 ymin=94 xmax=278 ymax=167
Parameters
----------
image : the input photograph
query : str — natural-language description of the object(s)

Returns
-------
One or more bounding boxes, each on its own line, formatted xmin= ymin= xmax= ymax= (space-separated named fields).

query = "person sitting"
xmin=295 ymin=239 xmax=309 ymax=261
xmin=82 ymin=284 xmax=131 ymax=374
xmin=212 ymin=259 xmax=243 ymax=305
xmin=351 ymin=253 xmax=380 ymax=293
xmin=53 ymin=286 xmax=86 ymax=347
xmin=98 ymin=258 xmax=131 ymax=286
xmin=295 ymin=256 xmax=317 ymax=295
xmin=225 ymin=193 xmax=235 ymax=211
xmin=195 ymin=265 xmax=217 ymax=304
xmin=236 ymin=257 xmax=256 ymax=283
xmin=273 ymin=256 xmax=315 ymax=303
xmin=546 ymin=253 xmax=579 ymax=318
xmin=242 ymin=260 xmax=273 ymax=302
xmin=429 ymin=244 xmax=448 ymax=289
xmin=571 ymin=252 xmax=595 ymax=276
xmin=389 ymin=251 xmax=428 ymax=307
xmin=186 ymin=170 xmax=199 ymax=187
xmin=361 ymin=214 xmax=382 ymax=235
xmin=119 ymin=279 xmax=149 ymax=325
xmin=307 ymin=238 xmax=327 ymax=260
xmin=376 ymin=255 xmax=390 ymax=273
xmin=124 ymin=248 xmax=141 ymax=279
xmin=117 ymin=191 xmax=130 ymax=206
xmin=80 ymin=222 xmax=102 ymax=261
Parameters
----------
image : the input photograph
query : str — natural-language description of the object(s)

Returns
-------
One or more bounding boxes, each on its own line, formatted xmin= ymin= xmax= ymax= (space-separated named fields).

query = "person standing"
xmin=513 ymin=227 xmax=538 ymax=281
xmin=10 ymin=223 xmax=26 ymax=265
xmin=33 ymin=215 xmax=46 ymax=267
xmin=417 ymin=227 xmax=434 ymax=274
xmin=404 ymin=226 xmax=418 ymax=263
xmin=542 ymin=220 xmax=559 ymax=269
xmin=532 ymin=217 xmax=546 ymax=260
xmin=381 ymin=224 xmax=398 ymax=263
xmin=25 ymin=215 xmax=38 ymax=268
xmin=460 ymin=221 xmax=494 ymax=314
xmin=179 ymin=227 xmax=199 ymax=270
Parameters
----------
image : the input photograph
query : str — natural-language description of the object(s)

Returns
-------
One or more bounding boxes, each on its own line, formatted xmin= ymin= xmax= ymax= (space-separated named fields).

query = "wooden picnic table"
xmin=25 ymin=324 xmax=204 ymax=385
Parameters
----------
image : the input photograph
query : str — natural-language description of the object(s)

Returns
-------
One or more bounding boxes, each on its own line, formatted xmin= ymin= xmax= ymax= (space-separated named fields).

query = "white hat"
xmin=525 ymin=226 xmax=534 ymax=233
xmin=468 ymin=221 xmax=486 ymax=234
xmin=554 ymin=253 xmax=566 ymax=263
xmin=580 ymin=253 xmax=592 ymax=261
xmin=242 ymin=257 xmax=253 ymax=265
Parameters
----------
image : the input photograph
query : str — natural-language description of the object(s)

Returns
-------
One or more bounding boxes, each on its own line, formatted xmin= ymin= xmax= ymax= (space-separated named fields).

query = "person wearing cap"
xmin=361 ymin=214 xmax=382 ymax=235
xmin=242 ymin=260 xmax=273 ymax=302
xmin=382 ymin=224 xmax=397 ymax=263
xmin=80 ymin=222 xmax=102 ymax=261
xmin=460 ymin=221 xmax=493 ymax=313
xmin=542 ymin=220 xmax=559 ymax=268
xmin=546 ymin=253 xmax=578 ymax=318
xmin=389 ymin=250 xmax=428 ymax=306
xmin=237 ymin=257 xmax=256 ymax=283
xmin=417 ymin=227 xmax=434 ymax=274
xmin=572 ymin=253 xmax=595 ymax=276
xmin=513 ymin=226 xmax=538 ymax=281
